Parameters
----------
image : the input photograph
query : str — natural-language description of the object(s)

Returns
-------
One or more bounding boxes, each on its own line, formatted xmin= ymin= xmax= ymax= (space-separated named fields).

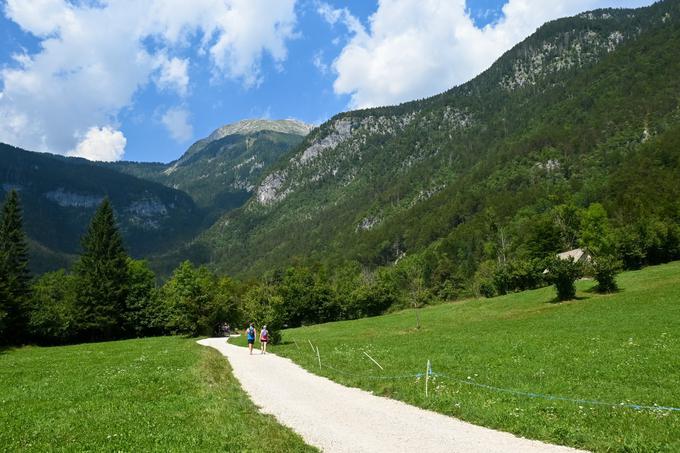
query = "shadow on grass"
xmin=547 ymin=295 xmax=592 ymax=304
xmin=584 ymin=285 xmax=621 ymax=295
xmin=0 ymin=345 xmax=17 ymax=355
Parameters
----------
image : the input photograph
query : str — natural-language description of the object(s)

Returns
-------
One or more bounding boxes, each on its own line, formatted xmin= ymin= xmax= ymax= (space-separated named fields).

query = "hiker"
xmin=246 ymin=323 xmax=256 ymax=355
xmin=260 ymin=325 xmax=269 ymax=354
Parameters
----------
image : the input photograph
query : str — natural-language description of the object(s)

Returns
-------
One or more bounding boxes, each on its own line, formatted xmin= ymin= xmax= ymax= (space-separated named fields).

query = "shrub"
xmin=546 ymin=257 xmax=584 ymax=301
xmin=592 ymin=256 xmax=622 ymax=293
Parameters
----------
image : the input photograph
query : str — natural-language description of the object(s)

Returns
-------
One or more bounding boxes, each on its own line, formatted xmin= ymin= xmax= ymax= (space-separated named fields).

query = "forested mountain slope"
xmin=0 ymin=144 xmax=200 ymax=272
xmin=189 ymin=0 xmax=680 ymax=280
xmin=109 ymin=119 xmax=310 ymax=223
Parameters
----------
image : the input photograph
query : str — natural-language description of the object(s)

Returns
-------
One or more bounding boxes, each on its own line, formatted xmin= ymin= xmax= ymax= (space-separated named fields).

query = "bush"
xmin=592 ymin=256 xmax=621 ymax=293
xmin=546 ymin=257 xmax=584 ymax=301
xmin=478 ymin=280 xmax=496 ymax=298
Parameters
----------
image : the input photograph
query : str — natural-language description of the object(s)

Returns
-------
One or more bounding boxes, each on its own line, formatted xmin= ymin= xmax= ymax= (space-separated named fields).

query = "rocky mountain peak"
xmin=206 ymin=119 xmax=314 ymax=143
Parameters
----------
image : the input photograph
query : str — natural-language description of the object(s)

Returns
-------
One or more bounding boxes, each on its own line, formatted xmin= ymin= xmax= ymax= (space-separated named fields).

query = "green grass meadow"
xmin=239 ymin=262 xmax=680 ymax=452
xmin=0 ymin=336 xmax=315 ymax=452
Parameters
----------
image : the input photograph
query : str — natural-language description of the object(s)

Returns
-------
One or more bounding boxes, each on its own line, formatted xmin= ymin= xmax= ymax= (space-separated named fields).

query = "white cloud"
xmin=323 ymin=0 xmax=655 ymax=109
xmin=206 ymin=0 xmax=298 ymax=87
xmin=161 ymin=107 xmax=193 ymax=143
xmin=66 ymin=126 xmax=127 ymax=162
xmin=312 ymin=51 xmax=329 ymax=75
xmin=317 ymin=2 xmax=366 ymax=36
xmin=0 ymin=0 xmax=298 ymax=156
xmin=156 ymin=56 xmax=190 ymax=96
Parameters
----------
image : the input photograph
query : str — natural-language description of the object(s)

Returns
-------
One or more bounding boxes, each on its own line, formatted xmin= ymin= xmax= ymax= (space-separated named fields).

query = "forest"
xmin=2 ymin=168 xmax=678 ymax=345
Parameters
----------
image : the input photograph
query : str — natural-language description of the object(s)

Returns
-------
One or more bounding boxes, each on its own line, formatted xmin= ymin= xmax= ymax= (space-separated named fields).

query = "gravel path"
xmin=198 ymin=337 xmax=586 ymax=453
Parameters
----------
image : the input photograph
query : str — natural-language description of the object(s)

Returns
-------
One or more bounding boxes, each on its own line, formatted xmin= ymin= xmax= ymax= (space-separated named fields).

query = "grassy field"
xmin=237 ymin=262 xmax=680 ymax=452
xmin=0 ymin=336 xmax=315 ymax=452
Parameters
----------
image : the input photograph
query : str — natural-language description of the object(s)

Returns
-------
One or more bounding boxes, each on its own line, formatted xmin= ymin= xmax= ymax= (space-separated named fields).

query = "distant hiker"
xmin=260 ymin=325 xmax=269 ymax=354
xmin=246 ymin=323 xmax=256 ymax=355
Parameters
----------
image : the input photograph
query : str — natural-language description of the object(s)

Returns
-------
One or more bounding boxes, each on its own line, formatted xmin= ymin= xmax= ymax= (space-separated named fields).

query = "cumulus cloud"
xmin=0 ymin=0 xmax=298 ymax=159
xmin=66 ymin=126 xmax=127 ymax=162
xmin=156 ymin=56 xmax=190 ymax=96
xmin=321 ymin=0 xmax=655 ymax=108
xmin=161 ymin=107 xmax=194 ymax=143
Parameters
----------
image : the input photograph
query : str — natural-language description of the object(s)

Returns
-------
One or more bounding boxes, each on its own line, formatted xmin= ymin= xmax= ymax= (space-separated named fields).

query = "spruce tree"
xmin=74 ymin=199 xmax=129 ymax=341
xmin=0 ymin=190 xmax=31 ymax=344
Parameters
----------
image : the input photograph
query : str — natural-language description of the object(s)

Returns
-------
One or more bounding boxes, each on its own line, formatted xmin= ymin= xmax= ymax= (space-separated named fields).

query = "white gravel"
xmin=198 ymin=337 xmax=586 ymax=453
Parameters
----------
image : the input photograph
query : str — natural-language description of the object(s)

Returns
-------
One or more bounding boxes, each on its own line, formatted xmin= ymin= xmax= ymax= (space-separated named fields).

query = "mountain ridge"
xmin=181 ymin=0 xmax=680 ymax=279
xmin=108 ymin=119 xmax=311 ymax=222
xmin=0 ymin=143 xmax=201 ymax=272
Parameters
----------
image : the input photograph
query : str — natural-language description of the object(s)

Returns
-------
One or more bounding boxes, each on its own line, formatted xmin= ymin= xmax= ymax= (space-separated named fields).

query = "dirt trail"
xmin=198 ymin=337 xmax=586 ymax=453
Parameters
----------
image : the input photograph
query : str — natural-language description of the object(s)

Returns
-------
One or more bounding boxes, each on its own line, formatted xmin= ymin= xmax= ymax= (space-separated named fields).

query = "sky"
xmin=0 ymin=0 xmax=656 ymax=163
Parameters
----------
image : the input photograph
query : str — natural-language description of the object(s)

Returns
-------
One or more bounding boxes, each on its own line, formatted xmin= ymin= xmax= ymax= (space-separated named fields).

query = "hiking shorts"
xmin=247 ymin=338 xmax=254 ymax=344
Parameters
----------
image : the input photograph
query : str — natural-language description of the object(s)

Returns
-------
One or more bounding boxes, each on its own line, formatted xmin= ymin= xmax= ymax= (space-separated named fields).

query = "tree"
xmin=580 ymin=203 xmax=615 ymax=256
xmin=552 ymin=204 xmax=581 ymax=251
xmin=28 ymin=270 xmax=78 ymax=344
xmin=242 ymin=281 xmax=284 ymax=344
xmin=591 ymin=255 xmax=621 ymax=293
xmin=73 ymin=199 xmax=130 ymax=341
xmin=123 ymin=259 xmax=164 ymax=337
xmin=162 ymin=261 xmax=224 ymax=336
xmin=546 ymin=257 xmax=584 ymax=301
xmin=0 ymin=190 xmax=31 ymax=344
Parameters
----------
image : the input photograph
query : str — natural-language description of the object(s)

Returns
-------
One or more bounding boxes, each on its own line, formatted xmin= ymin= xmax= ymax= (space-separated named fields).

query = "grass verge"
xmin=0 ymin=336 xmax=315 ymax=452
xmin=235 ymin=261 xmax=680 ymax=452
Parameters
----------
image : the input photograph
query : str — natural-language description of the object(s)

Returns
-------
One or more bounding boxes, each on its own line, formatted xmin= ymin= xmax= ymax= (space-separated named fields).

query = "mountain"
xmin=187 ymin=0 xmax=680 ymax=279
xmin=0 ymin=144 xmax=201 ymax=272
xmin=108 ymin=119 xmax=311 ymax=221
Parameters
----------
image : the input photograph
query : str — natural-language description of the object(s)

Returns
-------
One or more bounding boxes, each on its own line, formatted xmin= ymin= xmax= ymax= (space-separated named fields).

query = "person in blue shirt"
xmin=246 ymin=323 xmax=256 ymax=355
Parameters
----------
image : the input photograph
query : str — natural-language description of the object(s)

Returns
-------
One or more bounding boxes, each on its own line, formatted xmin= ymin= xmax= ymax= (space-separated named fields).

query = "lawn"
xmin=237 ymin=262 xmax=680 ymax=452
xmin=0 ymin=336 xmax=315 ymax=452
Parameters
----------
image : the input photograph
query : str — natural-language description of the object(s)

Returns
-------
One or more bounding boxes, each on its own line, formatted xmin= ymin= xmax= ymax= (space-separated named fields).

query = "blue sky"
xmin=0 ymin=0 xmax=654 ymax=163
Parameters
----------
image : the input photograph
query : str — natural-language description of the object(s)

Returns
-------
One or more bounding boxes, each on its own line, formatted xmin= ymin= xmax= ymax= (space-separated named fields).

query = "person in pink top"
xmin=259 ymin=325 xmax=269 ymax=354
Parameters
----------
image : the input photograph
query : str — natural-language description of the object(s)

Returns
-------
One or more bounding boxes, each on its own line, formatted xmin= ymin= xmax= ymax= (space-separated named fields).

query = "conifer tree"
xmin=74 ymin=199 xmax=129 ymax=340
xmin=0 ymin=190 xmax=31 ymax=344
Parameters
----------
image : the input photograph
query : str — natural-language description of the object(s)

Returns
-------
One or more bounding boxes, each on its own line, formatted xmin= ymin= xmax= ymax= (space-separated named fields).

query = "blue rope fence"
xmin=291 ymin=343 xmax=680 ymax=413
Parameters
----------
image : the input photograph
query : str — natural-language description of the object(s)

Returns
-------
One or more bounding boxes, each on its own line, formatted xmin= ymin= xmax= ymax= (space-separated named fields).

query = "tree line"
xmin=0 ymin=191 xmax=400 ymax=345
xmin=2 ymin=186 xmax=678 ymax=346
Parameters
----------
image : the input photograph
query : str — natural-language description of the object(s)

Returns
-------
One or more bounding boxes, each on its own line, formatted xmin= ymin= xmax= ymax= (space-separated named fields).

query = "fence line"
xmin=287 ymin=340 xmax=680 ymax=413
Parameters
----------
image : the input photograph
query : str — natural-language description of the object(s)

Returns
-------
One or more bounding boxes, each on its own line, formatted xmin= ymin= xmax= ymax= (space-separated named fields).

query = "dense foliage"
xmin=2 ymin=2 xmax=680 ymax=345
xmin=73 ymin=200 xmax=132 ymax=340
xmin=188 ymin=0 xmax=680 ymax=301
xmin=0 ymin=144 xmax=200 ymax=273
